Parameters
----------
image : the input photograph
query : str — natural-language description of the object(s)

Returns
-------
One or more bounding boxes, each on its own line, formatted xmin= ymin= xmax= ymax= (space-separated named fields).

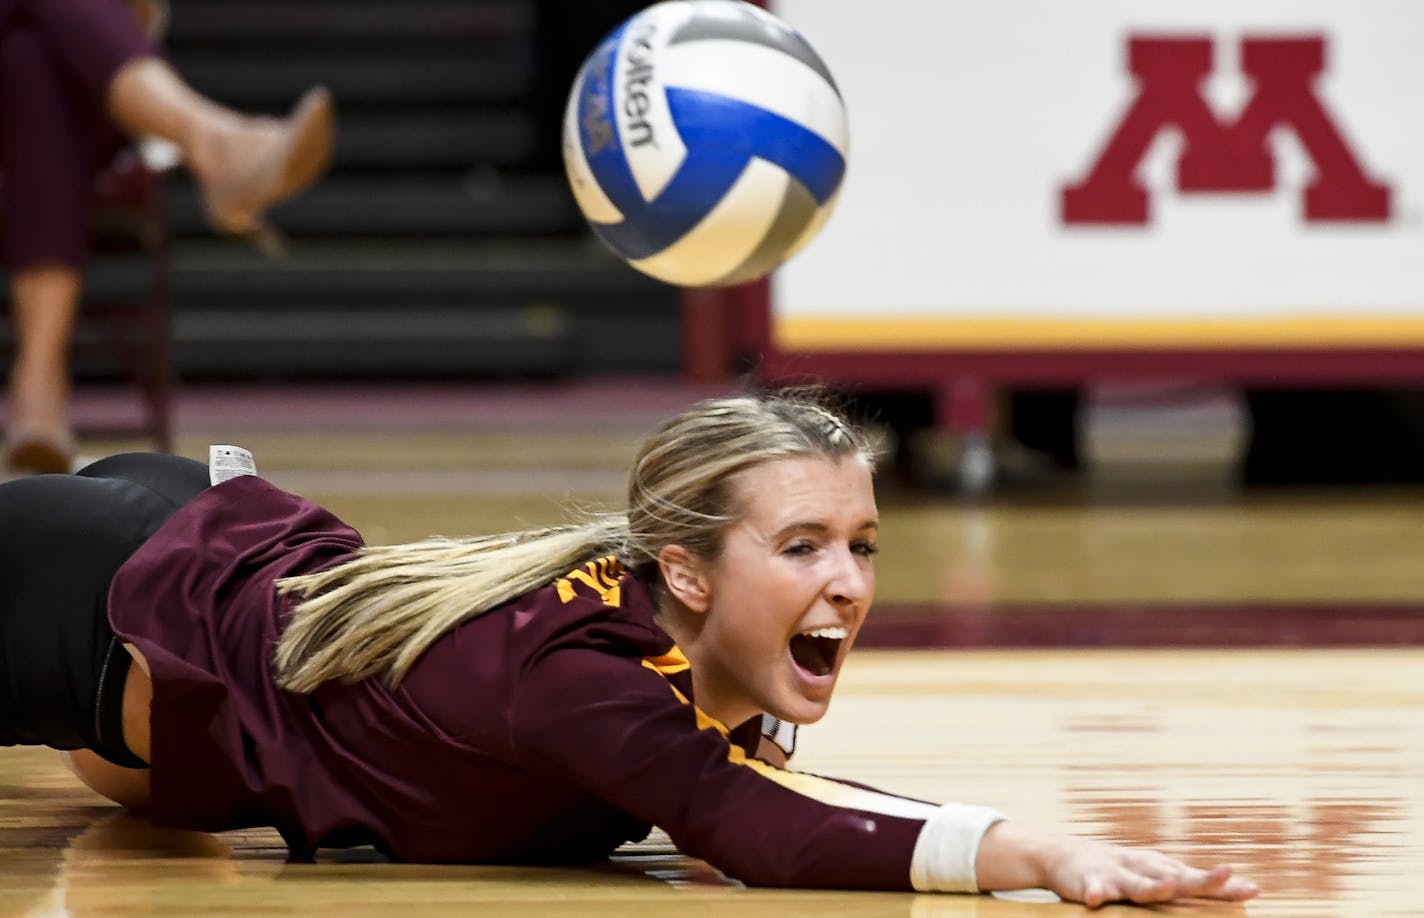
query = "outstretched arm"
xmin=514 ymin=647 xmax=1257 ymax=903
xmin=973 ymin=821 xmax=1259 ymax=908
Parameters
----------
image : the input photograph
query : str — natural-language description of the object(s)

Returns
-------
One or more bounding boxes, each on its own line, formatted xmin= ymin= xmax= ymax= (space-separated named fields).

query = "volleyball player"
xmin=0 ymin=392 xmax=1258 ymax=907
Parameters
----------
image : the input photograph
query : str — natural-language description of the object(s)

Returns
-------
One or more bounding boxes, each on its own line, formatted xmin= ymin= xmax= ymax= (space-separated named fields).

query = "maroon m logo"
xmin=1063 ymin=36 xmax=1390 ymax=224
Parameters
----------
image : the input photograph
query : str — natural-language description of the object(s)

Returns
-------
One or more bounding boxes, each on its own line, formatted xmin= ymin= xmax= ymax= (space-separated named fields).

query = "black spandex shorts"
xmin=0 ymin=453 xmax=211 ymax=767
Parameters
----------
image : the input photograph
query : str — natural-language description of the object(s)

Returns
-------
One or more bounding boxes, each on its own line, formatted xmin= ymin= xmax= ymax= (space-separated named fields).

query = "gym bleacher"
xmin=150 ymin=0 xmax=679 ymax=380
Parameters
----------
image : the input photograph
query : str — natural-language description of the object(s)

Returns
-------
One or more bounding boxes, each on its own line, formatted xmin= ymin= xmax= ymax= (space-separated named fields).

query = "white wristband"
xmin=909 ymin=803 xmax=1007 ymax=893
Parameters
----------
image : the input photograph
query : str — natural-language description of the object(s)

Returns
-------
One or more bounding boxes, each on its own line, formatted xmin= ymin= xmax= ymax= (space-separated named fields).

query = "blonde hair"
xmin=273 ymin=390 xmax=875 ymax=692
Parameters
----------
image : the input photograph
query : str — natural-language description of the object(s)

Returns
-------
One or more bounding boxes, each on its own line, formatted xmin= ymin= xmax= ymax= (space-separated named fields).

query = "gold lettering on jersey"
xmin=642 ymin=646 xmax=691 ymax=675
xmin=595 ymin=556 xmax=622 ymax=587
xmin=555 ymin=556 xmax=627 ymax=606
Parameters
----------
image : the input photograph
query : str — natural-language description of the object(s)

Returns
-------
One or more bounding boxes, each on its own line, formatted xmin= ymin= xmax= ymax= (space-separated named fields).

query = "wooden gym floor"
xmin=2 ymin=380 xmax=1422 ymax=917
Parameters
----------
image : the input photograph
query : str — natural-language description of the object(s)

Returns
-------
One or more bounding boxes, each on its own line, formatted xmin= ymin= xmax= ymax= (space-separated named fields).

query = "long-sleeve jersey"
xmin=107 ymin=476 xmax=999 ymax=889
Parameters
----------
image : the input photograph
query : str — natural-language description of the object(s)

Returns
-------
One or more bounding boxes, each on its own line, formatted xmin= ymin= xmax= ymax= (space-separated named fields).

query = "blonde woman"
xmin=0 ymin=393 xmax=1257 ymax=908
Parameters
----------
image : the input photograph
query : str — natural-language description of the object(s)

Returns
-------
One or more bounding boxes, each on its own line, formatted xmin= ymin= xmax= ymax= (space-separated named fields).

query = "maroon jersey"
xmin=107 ymin=476 xmax=948 ymax=889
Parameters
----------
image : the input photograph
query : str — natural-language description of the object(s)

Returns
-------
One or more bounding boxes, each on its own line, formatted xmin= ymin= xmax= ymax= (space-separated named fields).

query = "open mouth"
xmin=789 ymin=626 xmax=847 ymax=678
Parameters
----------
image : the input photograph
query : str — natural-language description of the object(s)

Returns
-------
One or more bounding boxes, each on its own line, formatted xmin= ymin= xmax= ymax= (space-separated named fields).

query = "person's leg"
xmin=6 ymin=268 xmax=81 ymax=472
xmin=16 ymin=0 xmax=333 ymax=239
xmin=0 ymin=21 xmax=97 ymax=472
xmin=107 ymin=62 xmax=334 ymax=239
xmin=6 ymin=0 xmax=155 ymax=99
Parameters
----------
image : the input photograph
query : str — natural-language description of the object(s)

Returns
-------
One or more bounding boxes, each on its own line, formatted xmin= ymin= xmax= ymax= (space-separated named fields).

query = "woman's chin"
xmin=771 ymin=665 xmax=837 ymax=724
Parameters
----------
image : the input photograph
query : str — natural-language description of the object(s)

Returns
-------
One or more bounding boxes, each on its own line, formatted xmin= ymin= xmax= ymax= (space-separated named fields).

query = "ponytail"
xmin=274 ymin=514 xmax=629 ymax=692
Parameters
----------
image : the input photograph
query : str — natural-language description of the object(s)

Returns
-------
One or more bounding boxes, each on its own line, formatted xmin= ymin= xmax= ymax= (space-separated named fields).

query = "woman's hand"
xmin=975 ymin=821 xmax=1260 ymax=908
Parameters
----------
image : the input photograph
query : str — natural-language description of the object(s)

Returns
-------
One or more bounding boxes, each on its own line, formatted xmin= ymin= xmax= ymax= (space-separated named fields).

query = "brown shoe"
xmin=200 ymin=86 xmax=336 ymax=243
xmin=4 ymin=427 xmax=76 ymax=475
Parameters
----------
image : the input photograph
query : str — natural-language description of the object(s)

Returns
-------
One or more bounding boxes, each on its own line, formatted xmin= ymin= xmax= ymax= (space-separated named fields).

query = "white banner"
xmin=773 ymin=0 xmax=1424 ymax=349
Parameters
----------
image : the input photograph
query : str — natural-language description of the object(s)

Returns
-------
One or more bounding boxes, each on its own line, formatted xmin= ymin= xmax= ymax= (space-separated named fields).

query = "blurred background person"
xmin=0 ymin=0 xmax=332 ymax=474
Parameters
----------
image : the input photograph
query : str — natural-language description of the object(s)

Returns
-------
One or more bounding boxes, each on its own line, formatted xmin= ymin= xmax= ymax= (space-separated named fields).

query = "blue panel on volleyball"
xmin=562 ymin=0 xmax=849 ymax=286
xmin=585 ymin=89 xmax=846 ymax=260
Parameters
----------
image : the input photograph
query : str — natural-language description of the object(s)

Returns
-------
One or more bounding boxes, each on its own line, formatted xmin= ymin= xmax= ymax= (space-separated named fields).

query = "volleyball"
xmin=562 ymin=0 xmax=848 ymax=287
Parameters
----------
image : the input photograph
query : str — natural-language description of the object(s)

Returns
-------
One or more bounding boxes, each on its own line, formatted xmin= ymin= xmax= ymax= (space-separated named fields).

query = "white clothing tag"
xmin=209 ymin=445 xmax=258 ymax=485
xmin=760 ymin=714 xmax=798 ymax=758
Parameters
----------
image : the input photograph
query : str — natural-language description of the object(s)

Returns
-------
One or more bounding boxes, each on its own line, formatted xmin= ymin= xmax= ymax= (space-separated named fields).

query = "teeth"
xmin=802 ymin=626 xmax=848 ymax=640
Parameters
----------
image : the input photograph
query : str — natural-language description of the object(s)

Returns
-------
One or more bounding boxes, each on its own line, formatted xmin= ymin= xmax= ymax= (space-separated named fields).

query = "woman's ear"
xmin=657 ymin=544 xmax=711 ymax=614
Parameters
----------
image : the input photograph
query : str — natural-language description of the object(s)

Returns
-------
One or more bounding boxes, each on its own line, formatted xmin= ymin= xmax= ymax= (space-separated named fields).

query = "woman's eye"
xmin=853 ymin=542 xmax=880 ymax=557
xmin=784 ymin=542 xmax=815 ymax=556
